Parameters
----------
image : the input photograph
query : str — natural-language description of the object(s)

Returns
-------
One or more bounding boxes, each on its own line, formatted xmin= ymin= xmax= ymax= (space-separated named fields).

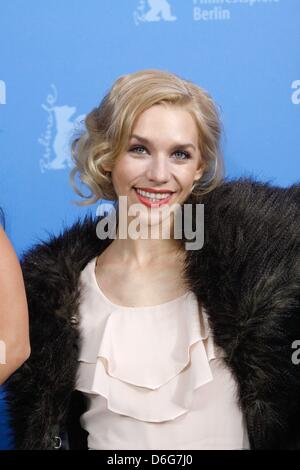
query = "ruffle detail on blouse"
xmin=76 ymin=257 xmax=227 ymax=423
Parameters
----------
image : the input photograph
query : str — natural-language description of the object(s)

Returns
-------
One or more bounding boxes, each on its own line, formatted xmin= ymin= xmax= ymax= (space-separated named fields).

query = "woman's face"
xmin=107 ymin=104 xmax=204 ymax=227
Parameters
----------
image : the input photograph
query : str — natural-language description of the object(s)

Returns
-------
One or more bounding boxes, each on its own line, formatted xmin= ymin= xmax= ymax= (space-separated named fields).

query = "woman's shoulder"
xmin=195 ymin=175 xmax=300 ymax=212
xmin=21 ymin=214 xmax=108 ymax=279
xmin=186 ymin=175 xmax=300 ymax=257
xmin=20 ymin=215 xmax=111 ymax=320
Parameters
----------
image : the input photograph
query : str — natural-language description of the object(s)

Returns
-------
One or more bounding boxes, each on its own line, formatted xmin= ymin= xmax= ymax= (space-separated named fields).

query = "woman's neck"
xmin=104 ymin=232 xmax=184 ymax=270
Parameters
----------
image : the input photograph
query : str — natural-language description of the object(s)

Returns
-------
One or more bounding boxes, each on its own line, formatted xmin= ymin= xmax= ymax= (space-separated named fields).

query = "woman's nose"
xmin=146 ymin=156 xmax=171 ymax=183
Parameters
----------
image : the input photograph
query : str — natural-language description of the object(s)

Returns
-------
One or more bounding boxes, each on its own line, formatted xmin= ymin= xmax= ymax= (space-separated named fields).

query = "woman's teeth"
xmin=135 ymin=188 xmax=172 ymax=201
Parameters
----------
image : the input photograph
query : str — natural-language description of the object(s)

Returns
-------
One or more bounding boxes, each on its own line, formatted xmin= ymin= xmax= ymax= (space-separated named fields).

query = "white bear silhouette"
xmin=144 ymin=0 xmax=176 ymax=22
xmin=48 ymin=105 xmax=76 ymax=170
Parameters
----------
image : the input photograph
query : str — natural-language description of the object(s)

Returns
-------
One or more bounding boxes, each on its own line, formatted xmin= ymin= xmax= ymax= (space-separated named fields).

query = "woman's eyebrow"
xmin=130 ymin=134 xmax=196 ymax=151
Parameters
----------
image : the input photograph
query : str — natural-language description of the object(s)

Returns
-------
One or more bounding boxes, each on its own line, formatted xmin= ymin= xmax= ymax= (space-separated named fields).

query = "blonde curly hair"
xmin=70 ymin=69 xmax=225 ymax=205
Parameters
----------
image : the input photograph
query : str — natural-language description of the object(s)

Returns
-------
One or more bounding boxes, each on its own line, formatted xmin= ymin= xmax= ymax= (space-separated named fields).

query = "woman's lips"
xmin=134 ymin=188 xmax=174 ymax=208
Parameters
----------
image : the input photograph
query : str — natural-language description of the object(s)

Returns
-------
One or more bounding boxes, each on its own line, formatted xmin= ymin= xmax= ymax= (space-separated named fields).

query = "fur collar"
xmin=4 ymin=176 xmax=300 ymax=449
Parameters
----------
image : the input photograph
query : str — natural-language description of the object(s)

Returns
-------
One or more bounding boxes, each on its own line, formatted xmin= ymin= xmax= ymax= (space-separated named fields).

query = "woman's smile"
xmin=134 ymin=187 xmax=175 ymax=208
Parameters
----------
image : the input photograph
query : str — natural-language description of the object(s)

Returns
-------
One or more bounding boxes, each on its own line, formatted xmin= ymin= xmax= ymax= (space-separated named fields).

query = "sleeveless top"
xmin=75 ymin=257 xmax=250 ymax=450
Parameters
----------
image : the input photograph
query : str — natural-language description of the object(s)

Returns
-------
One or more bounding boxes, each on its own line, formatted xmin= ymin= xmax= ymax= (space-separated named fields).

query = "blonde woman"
xmin=4 ymin=70 xmax=300 ymax=450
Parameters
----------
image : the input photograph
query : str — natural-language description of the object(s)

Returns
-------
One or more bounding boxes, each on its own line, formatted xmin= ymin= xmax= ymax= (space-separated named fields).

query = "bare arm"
xmin=0 ymin=226 xmax=30 ymax=384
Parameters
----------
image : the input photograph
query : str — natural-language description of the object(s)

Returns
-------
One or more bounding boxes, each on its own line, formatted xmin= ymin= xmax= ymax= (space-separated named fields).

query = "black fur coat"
xmin=4 ymin=177 xmax=300 ymax=450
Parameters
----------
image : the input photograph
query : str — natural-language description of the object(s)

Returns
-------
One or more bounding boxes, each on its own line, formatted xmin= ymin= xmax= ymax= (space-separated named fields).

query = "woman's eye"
xmin=130 ymin=146 xmax=147 ymax=154
xmin=173 ymin=150 xmax=191 ymax=160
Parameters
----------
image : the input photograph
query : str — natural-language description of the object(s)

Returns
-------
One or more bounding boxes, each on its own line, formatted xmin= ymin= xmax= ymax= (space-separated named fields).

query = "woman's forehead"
xmin=130 ymin=106 xmax=199 ymax=142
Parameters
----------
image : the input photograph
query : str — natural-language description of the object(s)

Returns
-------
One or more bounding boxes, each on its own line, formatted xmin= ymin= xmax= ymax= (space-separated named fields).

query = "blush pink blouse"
xmin=75 ymin=257 xmax=250 ymax=450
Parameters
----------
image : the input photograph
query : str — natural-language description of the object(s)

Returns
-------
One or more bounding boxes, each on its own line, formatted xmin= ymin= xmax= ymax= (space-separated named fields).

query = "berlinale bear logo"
xmin=38 ymin=84 xmax=85 ymax=173
xmin=134 ymin=0 xmax=176 ymax=25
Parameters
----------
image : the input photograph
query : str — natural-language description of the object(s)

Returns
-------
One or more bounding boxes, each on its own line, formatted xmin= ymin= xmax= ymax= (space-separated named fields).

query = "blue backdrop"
xmin=0 ymin=0 xmax=299 ymax=257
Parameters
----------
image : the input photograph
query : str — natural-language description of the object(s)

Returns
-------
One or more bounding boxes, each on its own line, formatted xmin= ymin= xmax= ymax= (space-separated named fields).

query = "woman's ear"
xmin=194 ymin=166 xmax=204 ymax=183
xmin=194 ymin=152 xmax=205 ymax=182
